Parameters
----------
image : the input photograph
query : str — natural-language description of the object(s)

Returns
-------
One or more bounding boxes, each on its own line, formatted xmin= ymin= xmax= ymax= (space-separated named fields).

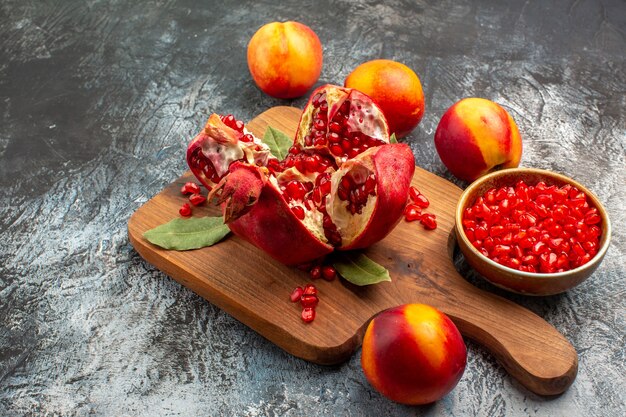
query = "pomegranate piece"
xmin=463 ymin=180 xmax=602 ymax=273
xmin=303 ymin=283 xmax=317 ymax=296
xmin=420 ymin=213 xmax=437 ymax=230
xmin=404 ymin=204 xmax=422 ymax=222
xmin=300 ymin=294 xmax=319 ymax=308
xmin=189 ymin=193 xmax=207 ymax=206
xmin=310 ymin=265 xmax=321 ymax=280
xmin=179 ymin=203 xmax=192 ymax=217
xmin=301 ymin=307 xmax=316 ymax=323
xmin=412 ymin=193 xmax=430 ymax=209
xmin=186 ymin=84 xmax=415 ymax=265
xmin=290 ymin=286 xmax=304 ymax=303
xmin=321 ymin=265 xmax=337 ymax=281
xmin=181 ymin=181 xmax=201 ymax=195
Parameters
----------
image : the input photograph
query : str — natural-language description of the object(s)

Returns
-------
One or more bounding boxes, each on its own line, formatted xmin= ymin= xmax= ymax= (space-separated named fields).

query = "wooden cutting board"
xmin=128 ymin=106 xmax=577 ymax=396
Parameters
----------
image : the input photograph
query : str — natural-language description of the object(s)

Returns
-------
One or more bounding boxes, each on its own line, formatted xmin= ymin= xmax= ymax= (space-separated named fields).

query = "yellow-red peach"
xmin=434 ymin=98 xmax=522 ymax=182
xmin=247 ymin=21 xmax=322 ymax=99
xmin=344 ymin=59 xmax=425 ymax=138
xmin=361 ymin=304 xmax=466 ymax=405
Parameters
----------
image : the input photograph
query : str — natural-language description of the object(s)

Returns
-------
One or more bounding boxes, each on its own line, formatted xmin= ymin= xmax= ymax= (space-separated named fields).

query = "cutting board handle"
xmin=434 ymin=269 xmax=578 ymax=396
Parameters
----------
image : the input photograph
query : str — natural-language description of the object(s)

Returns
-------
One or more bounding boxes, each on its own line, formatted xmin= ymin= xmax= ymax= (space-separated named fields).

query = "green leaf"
xmin=332 ymin=252 xmax=392 ymax=286
xmin=263 ymin=126 xmax=293 ymax=160
xmin=389 ymin=133 xmax=398 ymax=144
xmin=143 ymin=216 xmax=230 ymax=250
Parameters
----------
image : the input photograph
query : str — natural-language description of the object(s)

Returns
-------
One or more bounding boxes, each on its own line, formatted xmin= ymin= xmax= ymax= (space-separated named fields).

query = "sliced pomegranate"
xmin=186 ymin=84 xmax=415 ymax=265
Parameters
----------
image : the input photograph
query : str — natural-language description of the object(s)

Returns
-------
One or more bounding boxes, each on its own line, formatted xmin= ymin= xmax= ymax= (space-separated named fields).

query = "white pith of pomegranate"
xmin=186 ymin=85 xmax=415 ymax=265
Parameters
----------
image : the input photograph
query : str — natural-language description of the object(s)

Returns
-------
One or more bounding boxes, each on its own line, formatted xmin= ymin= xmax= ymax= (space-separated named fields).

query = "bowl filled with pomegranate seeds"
xmin=455 ymin=168 xmax=611 ymax=295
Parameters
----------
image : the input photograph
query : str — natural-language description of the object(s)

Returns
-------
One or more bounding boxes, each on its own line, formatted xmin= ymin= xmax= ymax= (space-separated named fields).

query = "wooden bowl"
xmin=455 ymin=168 xmax=611 ymax=296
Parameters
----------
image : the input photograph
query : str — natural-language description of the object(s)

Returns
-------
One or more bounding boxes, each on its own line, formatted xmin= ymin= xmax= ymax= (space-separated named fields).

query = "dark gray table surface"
xmin=1 ymin=0 xmax=624 ymax=416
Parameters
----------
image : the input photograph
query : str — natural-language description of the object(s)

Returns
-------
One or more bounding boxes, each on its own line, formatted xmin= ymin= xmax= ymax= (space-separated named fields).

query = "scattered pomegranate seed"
xmin=404 ymin=204 xmax=422 ymax=222
xmin=405 ymin=188 xmax=436 ymax=229
xmin=181 ymin=182 xmax=201 ymax=195
xmin=303 ymin=283 xmax=317 ymax=296
xmin=301 ymin=307 xmax=316 ymax=323
xmin=292 ymin=283 xmax=321 ymax=323
xmin=321 ymin=265 xmax=337 ymax=281
xmin=413 ymin=193 xmax=430 ymax=208
xmin=179 ymin=203 xmax=192 ymax=217
xmin=463 ymin=180 xmax=602 ymax=273
xmin=421 ymin=213 xmax=437 ymax=230
xmin=290 ymin=286 xmax=304 ymax=303
xmin=310 ymin=265 xmax=321 ymax=280
xmin=301 ymin=294 xmax=319 ymax=308
xmin=189 ymin=193 xmax=207 ymax=206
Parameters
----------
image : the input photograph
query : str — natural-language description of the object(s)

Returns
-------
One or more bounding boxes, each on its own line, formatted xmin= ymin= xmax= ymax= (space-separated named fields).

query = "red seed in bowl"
xmin=462 ymin=180 xmax=601 ymax=273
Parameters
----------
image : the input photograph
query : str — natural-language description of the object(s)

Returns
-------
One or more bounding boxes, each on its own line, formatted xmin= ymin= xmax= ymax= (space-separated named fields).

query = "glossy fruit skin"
xmin=361 ymin=304 xmax=466 ymax=405
xmin=434 ymin=98 xmax=522 ymax=182
xmin=344 ymin=59 xmax=425 ymax=138
xmin=247 ymin=21 xmax=323 ymax=99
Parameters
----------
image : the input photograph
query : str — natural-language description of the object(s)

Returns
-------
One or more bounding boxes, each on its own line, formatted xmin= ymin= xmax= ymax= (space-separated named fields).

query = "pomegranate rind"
xmin=340 ymin=143 xmax=415 ymax=250
xmin=208 ymin=162 xmax=267 ymax=223
xmin=227 ymin=181 xmax=334 ymax=266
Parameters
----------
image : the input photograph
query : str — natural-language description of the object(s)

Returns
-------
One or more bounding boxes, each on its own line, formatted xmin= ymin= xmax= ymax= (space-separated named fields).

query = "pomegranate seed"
xmin=310 ymin=265 xmax=321 ymax=280
xmin=285 ymin=180 xmax=307 ymax=201
xmin=329 ymin=121 xmax=342 ymax=133
xmin=420 ymin=213 xmax=437 ymax=230
xmin=301 ymin=294 xmax=319 ymax=308
xmin=179 ymin=203 xmax=192 ymax=217
xmin=291 ymin=205 xmax=306 ymax=220
xmin=321 ymin=265 xmax=337 ymax=281
xmin=462 ymin=180 xmax=601 ymax=273
xmin=290 ymin=286 xmax=304 ymax=303
xmin=181 ymin=182 xmax=201 ymax=195
xmin=241 ymin=133 xmax=255 ymax=143
xmin=330 ymin=144 xmax=342 ymax=155
xmin=413 ymin=193 xmax=430 ymax=208
xmin=404 ymin=204 xmax=422 ymax=222
xmin=189 ymin=193 xmax=206 ymax=206
xmin=301 ymin=308 xmax=315 ymax=323
xmin=303 ymin=283 xmax=317 ymax=296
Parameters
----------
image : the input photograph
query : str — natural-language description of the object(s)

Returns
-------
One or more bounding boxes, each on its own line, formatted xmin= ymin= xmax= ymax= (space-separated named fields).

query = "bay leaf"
xmin=143 ymin=216 xmax=230 ymax=250
xmin=332 ymin=252 xmax=392 ymax=286
xmin=262 ymin=126 xmax=293 ymax=160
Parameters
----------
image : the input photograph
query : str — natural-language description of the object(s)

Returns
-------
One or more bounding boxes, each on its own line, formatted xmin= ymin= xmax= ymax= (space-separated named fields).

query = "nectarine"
xmin=361 ymin=304 xmax=466 ymax=405
xmin=247 ymin=21 xmax=323 ymax=99
xmin=344 ymin=59 xmax=425 ymax=138
xmin=434 ymin=98 xmax=522 ymax=182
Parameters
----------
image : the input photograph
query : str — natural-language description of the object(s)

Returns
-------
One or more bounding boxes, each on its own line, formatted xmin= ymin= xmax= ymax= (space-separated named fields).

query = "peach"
xmin=434 ymin=98 xmax=522 ymax=182
xmin=361 ymin=304 xmax=466 ymax=405
xmin=247 ymin=21 xmax=323 ymax=99
xmin=344 ymin=59 xmax=425 ymax=138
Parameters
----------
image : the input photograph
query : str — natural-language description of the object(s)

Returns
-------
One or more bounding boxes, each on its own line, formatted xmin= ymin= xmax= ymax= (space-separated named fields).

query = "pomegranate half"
xmin=186 ymin=84 xmax=415 ymax=265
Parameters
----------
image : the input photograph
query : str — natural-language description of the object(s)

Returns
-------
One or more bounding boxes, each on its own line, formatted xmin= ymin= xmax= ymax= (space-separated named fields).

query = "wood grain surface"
xmin=128 ymin=106 xmax=577 ymax=396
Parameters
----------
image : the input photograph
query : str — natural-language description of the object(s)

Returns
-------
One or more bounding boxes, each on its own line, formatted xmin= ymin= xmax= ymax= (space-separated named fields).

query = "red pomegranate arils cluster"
xmin=290 ymin=283 xmax=319 ymax=323
xmin=178 ymin=181 xmax=206 ymax=216
xmin=404 ymin=186 xmax=437 ymax=230
xmin=463 ymin=180 xmax=602 ymax=273
xmin=305 ymin=93 xmax=386 ymax=158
